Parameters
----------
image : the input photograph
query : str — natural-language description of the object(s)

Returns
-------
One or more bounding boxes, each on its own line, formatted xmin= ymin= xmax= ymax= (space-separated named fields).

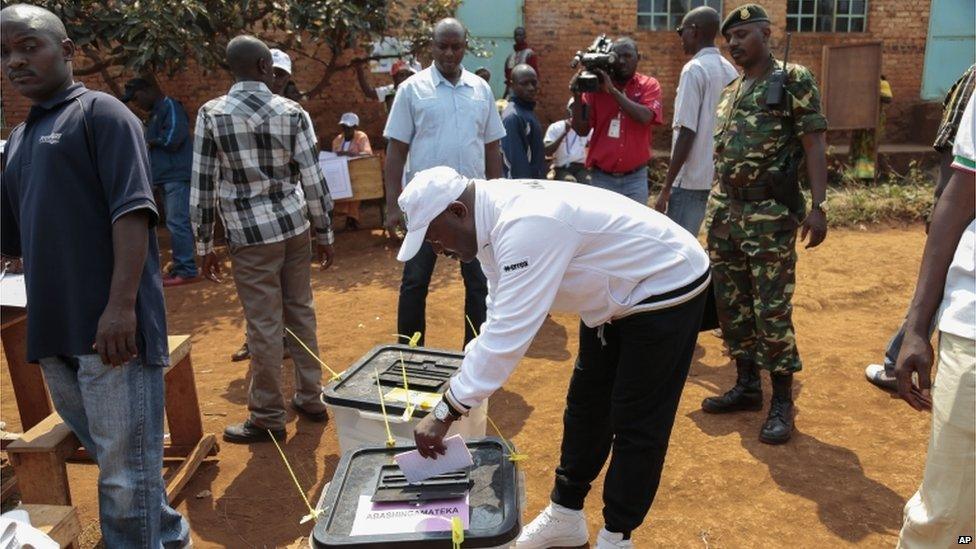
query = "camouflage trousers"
xmin=707 ymin=225 xmax=802 ymax=374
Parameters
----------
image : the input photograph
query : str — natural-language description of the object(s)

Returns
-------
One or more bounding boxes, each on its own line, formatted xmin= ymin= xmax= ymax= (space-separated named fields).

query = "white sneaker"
xmin=515 ymin=502 xmax=589 ymax=549
xmin=864 ymin=363 xmax=898 ymax=392
xmin=595 ymin=527 xmax=634 ymax=548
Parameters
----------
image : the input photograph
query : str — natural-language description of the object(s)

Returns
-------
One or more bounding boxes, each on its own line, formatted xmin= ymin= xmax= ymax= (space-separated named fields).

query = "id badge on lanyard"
xmin=607 ymin=113 xmax=622 ymax=139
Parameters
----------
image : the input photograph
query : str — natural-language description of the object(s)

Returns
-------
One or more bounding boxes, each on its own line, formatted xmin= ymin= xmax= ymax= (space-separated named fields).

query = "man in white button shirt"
xmin=653 ymin=6 xmax=738 ymax=236
xmin=545 ymin=98 xmax=591 ymax=182
xmin=404 ymin=167 xmax=711 ymax=549
xmin=383 ymin=18 xmax=505 ymax=348
xmin=894 ymin=96 xmax=974 ymax=548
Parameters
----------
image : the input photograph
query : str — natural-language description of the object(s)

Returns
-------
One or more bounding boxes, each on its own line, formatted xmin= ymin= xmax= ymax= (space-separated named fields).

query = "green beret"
xmin=721 ymin=4 xmax=770 ymax=35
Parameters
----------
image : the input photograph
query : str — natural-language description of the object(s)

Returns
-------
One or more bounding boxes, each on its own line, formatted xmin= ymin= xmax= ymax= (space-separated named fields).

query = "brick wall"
xmin=525 ymin=0 xmax=934 ymax=148
xmin=0 ymin=0 xmax=937 ymax=148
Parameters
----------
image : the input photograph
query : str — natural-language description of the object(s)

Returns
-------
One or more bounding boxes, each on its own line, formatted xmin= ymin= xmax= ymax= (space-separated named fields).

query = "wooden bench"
xmin=13 ymin=504 xmax=81 ymax=548
xmin=5 ymin=335 xmax=218 ymax=505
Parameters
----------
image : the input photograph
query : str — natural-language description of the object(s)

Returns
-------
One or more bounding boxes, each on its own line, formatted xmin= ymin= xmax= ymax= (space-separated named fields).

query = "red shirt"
xmin=582 ymin=72 xmax=663 ymax=173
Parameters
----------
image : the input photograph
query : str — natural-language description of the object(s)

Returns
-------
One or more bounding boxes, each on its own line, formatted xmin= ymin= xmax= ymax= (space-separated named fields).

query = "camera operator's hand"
xmin=593 ymin=68 xmax=613 ymax=94
xmin=568 ymin=70 xmax=583 ymax=97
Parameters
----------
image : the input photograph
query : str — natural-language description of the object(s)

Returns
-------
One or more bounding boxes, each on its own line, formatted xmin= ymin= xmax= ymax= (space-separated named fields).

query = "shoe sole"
xmin=222 ymin=432 xmax=285 ymax=444
xmin=701 ymin=400 xmax=763 ymax=414
xmin=864 ymin=373 xmax=898 ymax=392
xmin=516 ymin=538 xmax=589 ymax=549
xmin=759 ymin=433 xmax=791 ymax=445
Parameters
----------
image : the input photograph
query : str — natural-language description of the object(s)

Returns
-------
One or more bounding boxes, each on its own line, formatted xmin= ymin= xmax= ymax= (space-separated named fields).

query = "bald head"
xmin=0 ymin=4 xmax=67 ymax=41
xmin=431 ymin=18 xmax=467 ymax=78
xmin=433 ymin=18 xmax=467 ymax=41
xmin=510 ymin=63 xmax=536 ymax=81
xmin=683 ymin=6 xmax=720 ymax=40
xmin=226 ymin=35 xmax=272 ymax=84
xmin=1 ymin=4 xmax=74 ymax=103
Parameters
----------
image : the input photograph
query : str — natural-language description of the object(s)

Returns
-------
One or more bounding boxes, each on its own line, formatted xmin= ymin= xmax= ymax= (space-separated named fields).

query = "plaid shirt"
xmin=190 ymin=81 xmax=333 ymax=255
xmin=933 ymin=64 xmax=975 ymax=152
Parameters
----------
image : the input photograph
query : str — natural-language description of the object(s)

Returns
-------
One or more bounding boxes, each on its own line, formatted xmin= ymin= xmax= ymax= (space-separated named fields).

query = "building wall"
xmin=1 ymin=0 xmax=938 ymax=149
xmin=525 ymin=0 xmax=935 ymax=147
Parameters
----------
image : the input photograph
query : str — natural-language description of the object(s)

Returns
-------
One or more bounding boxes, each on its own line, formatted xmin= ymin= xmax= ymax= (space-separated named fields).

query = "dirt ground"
xmin=1 ymin=216 xmax=934 ymax=548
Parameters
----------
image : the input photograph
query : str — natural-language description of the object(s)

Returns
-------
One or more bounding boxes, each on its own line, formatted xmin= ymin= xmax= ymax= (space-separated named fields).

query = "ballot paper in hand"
xmin=395 ymin=435 xmax=473 ymax=484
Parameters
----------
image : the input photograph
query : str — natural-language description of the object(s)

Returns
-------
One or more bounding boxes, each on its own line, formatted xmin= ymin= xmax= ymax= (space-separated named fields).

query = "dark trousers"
xmin=551 ymin=290 xmax=706 ymax=535
xmin=397 ymin=241 xmax=488 ymax=347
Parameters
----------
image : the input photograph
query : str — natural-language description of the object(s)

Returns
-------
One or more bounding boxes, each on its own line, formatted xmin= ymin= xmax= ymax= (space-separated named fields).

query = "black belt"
xmin=556 ymin=162 xmax=586 ymax=169
xmin=638 ymin=269 xmax=711 ymax=306
xmin=594 ymin=165 xmax=644 ymax=177
xmin=721 ymin=184 xmax=773 ymax=201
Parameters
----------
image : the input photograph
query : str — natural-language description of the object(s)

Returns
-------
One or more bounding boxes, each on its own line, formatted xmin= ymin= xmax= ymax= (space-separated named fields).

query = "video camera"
xmin=570 ymin=34 xmax=618 ymax=93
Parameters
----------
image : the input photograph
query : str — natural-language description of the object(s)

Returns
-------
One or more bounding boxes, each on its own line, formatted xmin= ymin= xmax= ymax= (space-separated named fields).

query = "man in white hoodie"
xmin=403 ymin=166 xmax=711 ymax=549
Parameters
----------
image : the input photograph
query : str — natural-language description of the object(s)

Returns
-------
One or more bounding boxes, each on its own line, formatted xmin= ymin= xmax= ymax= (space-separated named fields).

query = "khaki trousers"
xmin=898 ymin=332 xmax=975 ymax=548
xmin=229 ymin=231 xmax=326 ymax=430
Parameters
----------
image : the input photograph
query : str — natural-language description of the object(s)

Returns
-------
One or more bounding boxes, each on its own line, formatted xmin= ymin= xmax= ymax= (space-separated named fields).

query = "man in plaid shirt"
xmin=190 ymin=35 xmax=335 ymax=444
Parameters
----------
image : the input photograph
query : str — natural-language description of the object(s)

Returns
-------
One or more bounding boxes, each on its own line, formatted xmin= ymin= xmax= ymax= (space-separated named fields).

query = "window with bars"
xmin=787 ymin=0 xmax=868 ymax=32
xmin=637 ymin=0 xmax=724 ymax=31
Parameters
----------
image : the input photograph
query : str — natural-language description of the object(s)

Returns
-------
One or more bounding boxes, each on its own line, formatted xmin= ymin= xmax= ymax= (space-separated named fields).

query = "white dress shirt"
xmin=383 ymin=66 xmax=506 ymax=183
xmin=671 ymin=47 xmax=739 ymax=191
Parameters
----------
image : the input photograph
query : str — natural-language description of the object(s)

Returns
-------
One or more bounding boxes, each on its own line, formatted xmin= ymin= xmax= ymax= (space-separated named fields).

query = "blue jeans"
xmin=589 ymin=167 xmax=649 ymax=205
xmin=38 ymin=355 xmax=190 ymax=548
xmin=666 ymin=187 xmax=711 ymax=237
xmin=160 ymin=180 xmax=198 ymax=278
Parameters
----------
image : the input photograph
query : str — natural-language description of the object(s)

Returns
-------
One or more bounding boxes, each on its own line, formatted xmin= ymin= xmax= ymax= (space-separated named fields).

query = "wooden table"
xmin=1 ymin=306 xmax=52 ymax=434
xmin=6 ymin=335 xmax=218 ymax=505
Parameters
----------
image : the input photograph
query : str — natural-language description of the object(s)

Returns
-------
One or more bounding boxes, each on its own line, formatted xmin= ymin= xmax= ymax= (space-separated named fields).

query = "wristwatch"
xmin=812 ymin=198 xmax=829 ymax=213
xmin=433 ymin=399 xmax=461 ymax=423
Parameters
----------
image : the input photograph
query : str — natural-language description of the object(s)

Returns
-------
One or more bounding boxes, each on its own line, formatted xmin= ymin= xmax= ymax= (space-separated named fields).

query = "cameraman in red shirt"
xmin=570 ymin=37 xmax=663 ymax=205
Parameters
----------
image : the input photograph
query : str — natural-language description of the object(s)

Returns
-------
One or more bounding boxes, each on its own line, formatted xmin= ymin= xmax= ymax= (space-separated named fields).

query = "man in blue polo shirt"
xmin=122 ymin=77 xmax=200 ymax=287
xmin=0 ymin=5 xmax=189 ymax=547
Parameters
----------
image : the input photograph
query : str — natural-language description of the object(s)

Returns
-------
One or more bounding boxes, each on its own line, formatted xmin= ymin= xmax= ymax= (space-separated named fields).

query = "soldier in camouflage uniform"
xmin=701 ymin=4 xmax=829 ymax=444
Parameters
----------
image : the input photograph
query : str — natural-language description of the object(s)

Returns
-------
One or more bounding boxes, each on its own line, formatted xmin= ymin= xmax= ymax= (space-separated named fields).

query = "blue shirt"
xmin=145 ymin=95 xmax=192 ymax=185
xmin=1 ymin=83 xmax=169 ymax=365
xmin=383 ymin=66 xmax=505 ymax=182
xmin=501 ymin=97 xmax=546 ymax=179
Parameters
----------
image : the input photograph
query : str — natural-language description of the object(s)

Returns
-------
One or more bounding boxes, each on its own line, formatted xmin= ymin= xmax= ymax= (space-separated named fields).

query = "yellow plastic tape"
xmin=384 ymin=388 xmax=441 ymax=411
xmin=267 ymin=429 xmax=322 ymax=524
xmin=285 ymin=327 xmax=343 ymax=382
xmin=487 ymin=413 xmax=527 ymax=462
xmin=451 ymin=516 xmax=464 ymax=548
xmin=393 ymin=332 xmax=423 ymax=348
xmin=398 ymin=350 xmax=415 ymax=421
xmin=374 ymin=366 xmax=397 ymax=447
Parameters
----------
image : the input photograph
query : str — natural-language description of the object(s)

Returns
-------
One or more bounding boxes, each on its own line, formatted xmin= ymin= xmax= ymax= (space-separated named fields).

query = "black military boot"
xmin=759 ymin=373 xmax=795 ymax=444
xmin=702 ymin=358 xmax=763 ymax=413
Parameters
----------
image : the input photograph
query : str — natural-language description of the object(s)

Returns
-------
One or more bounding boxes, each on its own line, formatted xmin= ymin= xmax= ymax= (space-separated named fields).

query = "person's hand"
xmin=894 ymin=331 xmax=934 ymax=411
xmin=385 ymin=203 xmax=405 ymax=240
xmin=800 ymin=208 xmax=828 ymax=249
xmin=414 ymin=413 xmax=452 ymax=459
xmin=568 ymin=70 xmax=583 ymax=96
xmin=592 ymin=68 xmax=613 ymax=94
xmin=654 ymin=188 xmax=671 ymax=213
xmin=317 ymin=243 xmax=335 ymax=269
xmin=93 ymin=301 xmax=138 ymax=366
xmin=201 ymin=251 xmax=223 ymax=283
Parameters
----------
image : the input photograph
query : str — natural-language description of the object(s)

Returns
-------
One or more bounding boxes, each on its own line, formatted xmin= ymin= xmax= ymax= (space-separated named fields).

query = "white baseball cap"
xmin=270 ymin=48 xmax=292 ymax=74
xmin=339 ymin=112 xmax=360 ymax=127
xmin=396 ymin=167 xmax=468 ymax=262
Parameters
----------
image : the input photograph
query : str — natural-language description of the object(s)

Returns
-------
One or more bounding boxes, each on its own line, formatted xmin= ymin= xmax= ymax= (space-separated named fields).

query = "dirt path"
xmin=1 ymin=222 xmax=932 ymax=548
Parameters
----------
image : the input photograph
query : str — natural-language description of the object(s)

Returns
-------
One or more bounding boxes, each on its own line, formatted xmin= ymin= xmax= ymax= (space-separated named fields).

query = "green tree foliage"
xmin=1 ymin=0 xmax=459 ymax=97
